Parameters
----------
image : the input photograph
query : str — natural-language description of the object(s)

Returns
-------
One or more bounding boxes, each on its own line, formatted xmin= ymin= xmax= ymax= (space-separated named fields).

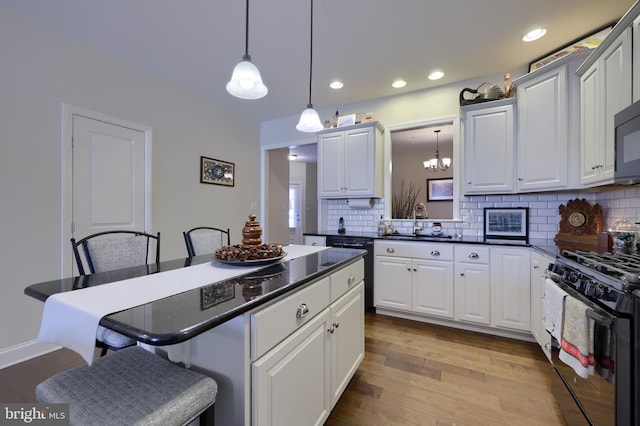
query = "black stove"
xmin=546 ymin=249 xmax=640 ymax=425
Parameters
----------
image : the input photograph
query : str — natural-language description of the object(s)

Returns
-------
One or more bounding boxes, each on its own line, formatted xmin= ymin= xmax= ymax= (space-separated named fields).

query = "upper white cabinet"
xmin=462 ymin=99 xmax=516 ymax=194
xmin=318 ymin=121 xmax=384 ymax=198
xmin=634 ymin=15 xmax=640 ymax=103
xmin=578 ymin=26 xmax=632 ymax=186
xmin=514 ymin=53 xmax=586 ymax=192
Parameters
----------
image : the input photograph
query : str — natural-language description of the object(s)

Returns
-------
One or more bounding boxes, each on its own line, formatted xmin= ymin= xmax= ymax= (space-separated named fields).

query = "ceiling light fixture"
xmin=423 ymin=129 xmax=451 ymax=172
xmin=296 ymin=0 xmax=324 ymax=132
xmin=428 ymin=71 xmax=444 ymax=80
xmin=392 ymin=80 xmax=407 ymax=88
xmin=226 ymin=0 xmax=268 ymax=99
xmin=522 ymin=28 xmax=547 ymax=42
xmin=330 ymin=81 xmax=343 ymax=89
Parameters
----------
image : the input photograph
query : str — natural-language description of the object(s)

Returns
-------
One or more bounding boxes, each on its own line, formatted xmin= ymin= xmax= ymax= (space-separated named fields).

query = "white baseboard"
xmin=0 ymin=340 xmax=61 ymax=369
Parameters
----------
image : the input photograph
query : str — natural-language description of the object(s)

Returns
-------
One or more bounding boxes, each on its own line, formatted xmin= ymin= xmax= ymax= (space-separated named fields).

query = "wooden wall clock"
xmin=554 ymin=198 xmax=604 ymax=252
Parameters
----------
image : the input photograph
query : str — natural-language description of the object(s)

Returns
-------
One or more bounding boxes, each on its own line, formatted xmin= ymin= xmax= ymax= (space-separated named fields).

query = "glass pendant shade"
xmin=296 ymin=106 xmax=324 ymax=132
xmin=226 ymin=55 xmax=268 ymax=99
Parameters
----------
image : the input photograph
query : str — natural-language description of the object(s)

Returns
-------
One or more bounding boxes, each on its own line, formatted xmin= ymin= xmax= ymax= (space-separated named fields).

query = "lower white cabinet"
xmin=251 ymin=261 xmax=364 ymax=426
xmin=252 ymin=308 xmax=332 ymax=426
xmin=490 ymin=246 xmax=531 ymax=332
xmin=454 ymin=245 xmax=491 ymax=325
xmin=374 ymin=241 xmax=454 ymax=319
xmin=531 ymin=250 xmax=553 ymax=360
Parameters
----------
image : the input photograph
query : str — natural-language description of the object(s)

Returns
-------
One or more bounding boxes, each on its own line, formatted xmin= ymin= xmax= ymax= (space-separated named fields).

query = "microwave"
xmin=614 ymin=100 xmax=640 ymax=184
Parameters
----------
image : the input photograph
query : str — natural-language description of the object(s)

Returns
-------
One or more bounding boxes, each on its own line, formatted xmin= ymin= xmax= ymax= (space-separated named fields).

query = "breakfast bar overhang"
xmin=25 ymin=245 xmax=367 ymax=425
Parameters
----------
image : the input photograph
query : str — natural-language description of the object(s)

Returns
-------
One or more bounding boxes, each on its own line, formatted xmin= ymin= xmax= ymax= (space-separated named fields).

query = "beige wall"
xmin=0 ymin=7 xmax=261 ymax=365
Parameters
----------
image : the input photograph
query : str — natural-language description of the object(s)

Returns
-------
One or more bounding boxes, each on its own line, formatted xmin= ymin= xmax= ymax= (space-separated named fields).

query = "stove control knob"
xmin=563 ymin=271 xmax=578 ymax=283
xmin=585 ymin=283 xmax=605 ymax=298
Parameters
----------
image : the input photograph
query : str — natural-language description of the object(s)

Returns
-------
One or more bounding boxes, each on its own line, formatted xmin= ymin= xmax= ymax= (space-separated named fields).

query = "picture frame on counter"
xmin=528 ymin=24 xmax=613 ymax=72
xmin=337 ymin=114 xmax=356 ymax=127
xmin=484 ymin=207 xmax=529 ymax=242
xmin=200 ymin=156 xmax=235 ymax=187
xmin=427 ymin=178 xmax=453 ymax=201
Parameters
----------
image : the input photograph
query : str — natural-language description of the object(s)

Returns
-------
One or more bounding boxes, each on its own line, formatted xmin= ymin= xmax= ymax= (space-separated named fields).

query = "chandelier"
xmin=423 ymin=129 xmax=451 ymax=172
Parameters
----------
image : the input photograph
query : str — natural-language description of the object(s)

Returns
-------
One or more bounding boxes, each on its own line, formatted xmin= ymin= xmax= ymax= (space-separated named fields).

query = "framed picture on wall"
xmin=483 ymin=207 xmax=529 ymax=241
xmin=427 ymin=178 xmax=453 ymax=201
xmin=200 ymin=156 xmax=235 ymax=187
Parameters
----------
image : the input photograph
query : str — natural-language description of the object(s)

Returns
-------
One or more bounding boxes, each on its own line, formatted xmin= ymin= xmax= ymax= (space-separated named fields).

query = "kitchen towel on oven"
xmin=544 ymin=278 xmax=568 ymax=342
xmin=559 ymin=295 xmax=595 ymax=378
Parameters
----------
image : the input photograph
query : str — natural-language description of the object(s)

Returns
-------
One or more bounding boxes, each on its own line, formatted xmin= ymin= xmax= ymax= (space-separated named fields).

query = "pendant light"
xmin=296 ymin=0 xmax=324 ymax=132
xmin=226 ymin=0 xmax=268 ymax=99
xmin=423 ymin=130 xmax=451 ymax=172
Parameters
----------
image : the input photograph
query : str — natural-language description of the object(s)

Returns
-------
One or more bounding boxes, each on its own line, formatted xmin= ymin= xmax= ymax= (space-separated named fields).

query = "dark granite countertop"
xmin=305 ymin=231 xmax=560 ymax=257
xmin=25 ymin=247 xmax=366 ymax=346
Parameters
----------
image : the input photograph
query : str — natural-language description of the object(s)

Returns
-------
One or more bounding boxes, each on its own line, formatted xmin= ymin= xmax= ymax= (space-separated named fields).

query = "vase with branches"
xmin=392 ymin=180 xmax=422 ymax=219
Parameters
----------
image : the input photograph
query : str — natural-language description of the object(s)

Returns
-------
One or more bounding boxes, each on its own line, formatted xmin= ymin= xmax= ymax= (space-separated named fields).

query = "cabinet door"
xmin=374 ymin=255 xmax=412 ymax=311
xmin=531 ymin=251 xmax=552 ymax=360
xmin=412 ymin=259 xmax=454 ymax=318
xmin=305 ymin=235 xmax=326 ymax=247
xmin=343 ymin=126 xmax=375 ymax=196
xmin=330 ymin=282 xmax=364 ymax=408
xmin=490 ymin=247 xmax=531 ymax=331
xmin=252 ymin=308 xmax=331 ymax=426
xmin=454 ymin=262 xmax=491 ymax=325
xmin=580 ymin=63 xmax=602 ymax=184
xmin=463 ymin=101 xmax=516 ymax=194
xmin=601 ymin=27 xmax=632 ymax=182
xmin=517 ymin=65 xmax=568 ymax=191
xmin=318 ymin=132 xmax=345 ymax=196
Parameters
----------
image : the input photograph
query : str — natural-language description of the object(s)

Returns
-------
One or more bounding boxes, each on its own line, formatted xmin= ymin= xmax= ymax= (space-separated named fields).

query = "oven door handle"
xmin=586 ymin=308 xmax=614 ymax=327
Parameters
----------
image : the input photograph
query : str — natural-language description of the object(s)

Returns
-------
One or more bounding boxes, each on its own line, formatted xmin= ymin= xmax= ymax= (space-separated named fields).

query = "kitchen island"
xmin=25 ymin=246 xmax=366 ymax=425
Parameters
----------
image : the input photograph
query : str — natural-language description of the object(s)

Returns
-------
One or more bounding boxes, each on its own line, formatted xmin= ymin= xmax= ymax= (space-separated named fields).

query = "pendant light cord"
xmin=306 ymin=0 xmax=314 ymax=107
xmin=244 ymin=0 xmax=250 ymax=58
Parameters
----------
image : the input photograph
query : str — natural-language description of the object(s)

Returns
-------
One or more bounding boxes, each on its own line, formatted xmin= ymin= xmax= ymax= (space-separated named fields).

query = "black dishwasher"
xmin=325 ymin=235 xmax=375 ymax=312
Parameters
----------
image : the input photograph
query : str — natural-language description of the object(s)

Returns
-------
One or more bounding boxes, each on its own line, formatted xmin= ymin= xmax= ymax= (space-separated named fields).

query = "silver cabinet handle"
xmin=334 ymin=322 xmax=339 ymax=329
xmin=460 ymin=273 xmax=465 ymax=277
xmin=296 ymin=303 xmax=309 ymax=318
xmin=468 ymin=252 xmax=479 ymax=259
xmin=533 ymin=264 xmax=539 ymax=269
xmin=430 ymin=250 xmax=440 ymax=257
xmin=328 ymin=322 xmax=340 ymax=334
xmin=347 ymin=274 xmax=355 ymax=284
xmin=386 ymin=247 xmax=395 ymax=254
xmin=406 ymin=267 xmax=411 ymax=271
xmin=311 ymin=242 xmax=318 ymax=246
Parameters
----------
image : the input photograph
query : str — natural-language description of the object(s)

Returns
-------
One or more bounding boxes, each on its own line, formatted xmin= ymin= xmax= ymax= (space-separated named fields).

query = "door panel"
xmin=72 ymin=115 xmax=146 ymax=238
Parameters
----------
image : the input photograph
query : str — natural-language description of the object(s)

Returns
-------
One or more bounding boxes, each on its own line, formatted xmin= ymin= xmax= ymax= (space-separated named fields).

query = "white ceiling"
xmin=3 ymin=0 xmax=635 ymax=127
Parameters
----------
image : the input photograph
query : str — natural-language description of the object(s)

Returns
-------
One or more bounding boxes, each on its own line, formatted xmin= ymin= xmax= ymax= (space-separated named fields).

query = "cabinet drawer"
xmin=455 ymin=245 xmax=490 ymax=264
xmin=251 ymin=277 xmax=331 ymax=360
xmin=330 ymin=259 xmax=364 ymax=302
xmin=375 ymin=240 xmax=453 ymax=261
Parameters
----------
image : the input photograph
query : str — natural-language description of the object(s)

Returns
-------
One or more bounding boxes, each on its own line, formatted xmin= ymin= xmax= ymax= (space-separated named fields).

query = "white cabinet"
xmin=514 ymin=53 xmax=586 ymax=192
xmin=251 ymin=260 xmax=364 ymax=425
xmin=252 ymin=308 xmax=332 ymax=426
xmin=490 ymin=246 xmax=531 ymax=332
xmin=462 ymin=99 xmax=516 ymax=194
xmin=531 ymin=250 xmax=553 ymax=360
xmin=634 ymin=16 xmax=640 ymax=103
xmin=318 ymin=122 xmax=384 ymax=198
xmin=329 ymin=283 xmax=364 ymax=407
xmin=454 ymin=245 xmax=490 ymax=325
xmin=579 ymin=27 xmax=632 ymax=186
xmin=374 ymin=240 xmax=454 ymax=319
xmin=305 ymin=235 xmax=326 ymax=247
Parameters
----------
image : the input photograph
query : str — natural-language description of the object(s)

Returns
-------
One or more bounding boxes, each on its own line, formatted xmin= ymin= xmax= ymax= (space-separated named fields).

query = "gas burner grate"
xmin=563 ymin=250 xmax=640 ymax=285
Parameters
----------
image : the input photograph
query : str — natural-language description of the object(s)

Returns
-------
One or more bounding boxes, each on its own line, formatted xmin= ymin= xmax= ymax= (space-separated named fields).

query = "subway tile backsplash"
xmin=325 ymin=186 xmax=640 ymax=239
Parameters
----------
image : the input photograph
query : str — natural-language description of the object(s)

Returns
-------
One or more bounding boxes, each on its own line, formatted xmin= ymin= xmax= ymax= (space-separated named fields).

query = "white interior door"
xmin=289 ymin=182 xmax=302 ymax=245
xmin=69 ymin=113 xmax=149 ymax=273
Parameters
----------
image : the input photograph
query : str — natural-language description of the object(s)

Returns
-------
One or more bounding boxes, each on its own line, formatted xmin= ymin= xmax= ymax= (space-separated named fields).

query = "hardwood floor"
xmin=326 ymin=313 xmax=566 ymax=426
xmin=0 ymin=313 xmax=566 ymax=425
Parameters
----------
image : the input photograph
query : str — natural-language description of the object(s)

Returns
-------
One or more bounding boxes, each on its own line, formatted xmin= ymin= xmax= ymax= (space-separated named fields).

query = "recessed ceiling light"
xmin=428 ymin=71 xmax=444 ymax=80
xmin=523 ymin=28 xmax=547 ymax=42
xmin=330 ymin=81 xmax=343 ymax=89
xmin=392 ymin=80 xmax=407 ymax=88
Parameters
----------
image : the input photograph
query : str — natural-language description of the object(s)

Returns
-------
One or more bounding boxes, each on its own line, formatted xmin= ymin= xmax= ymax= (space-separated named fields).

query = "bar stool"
xmin=36 ymin=347 xmax=217 ymax=426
